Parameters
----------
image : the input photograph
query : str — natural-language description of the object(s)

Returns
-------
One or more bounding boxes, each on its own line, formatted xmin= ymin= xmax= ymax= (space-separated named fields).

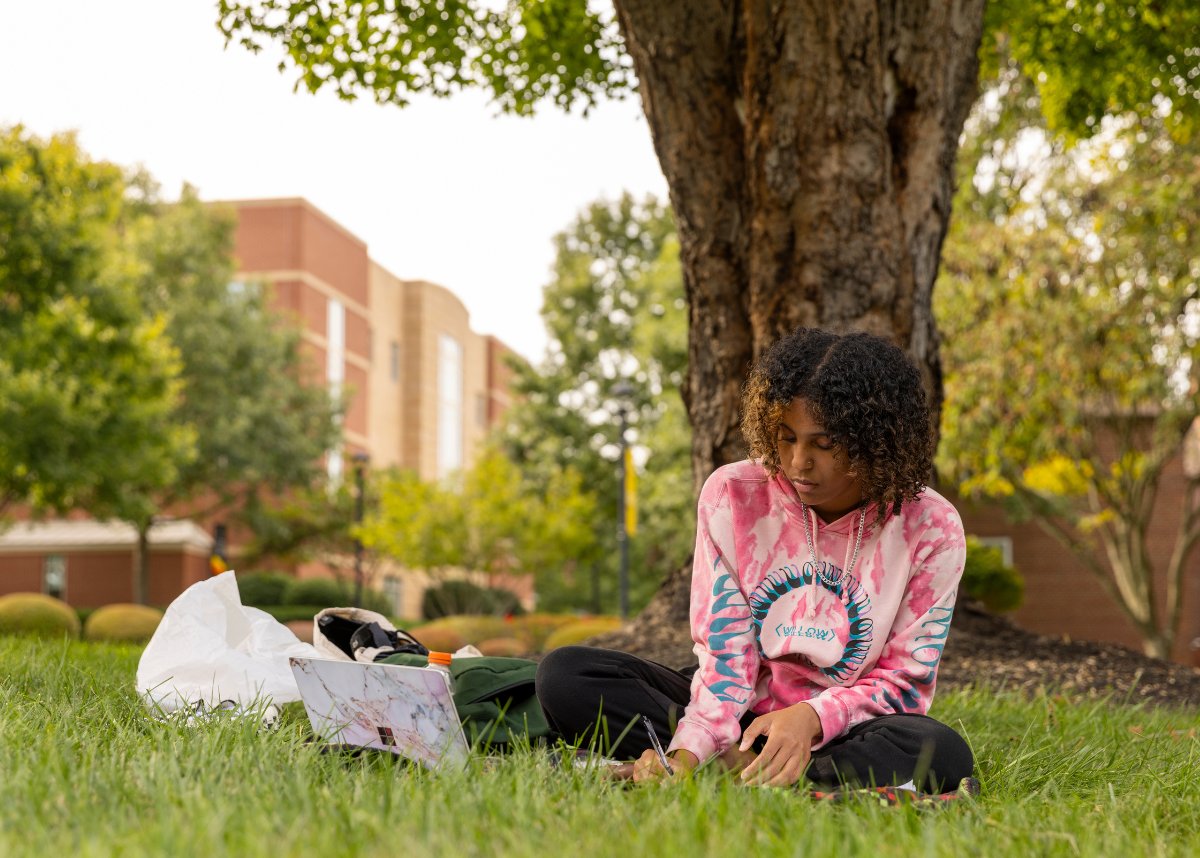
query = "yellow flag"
xmin=624 ymin=447 xmax=637 ymax=536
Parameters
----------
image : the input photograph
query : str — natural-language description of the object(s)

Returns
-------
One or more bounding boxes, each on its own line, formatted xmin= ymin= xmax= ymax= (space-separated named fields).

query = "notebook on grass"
xmin=289 ymin=656 xmax=469 ymax=771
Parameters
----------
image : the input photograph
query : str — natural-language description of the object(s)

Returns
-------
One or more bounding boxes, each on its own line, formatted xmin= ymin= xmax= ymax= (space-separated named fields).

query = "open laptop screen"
xmin=290 ymin=656 xmax=470 ymax=771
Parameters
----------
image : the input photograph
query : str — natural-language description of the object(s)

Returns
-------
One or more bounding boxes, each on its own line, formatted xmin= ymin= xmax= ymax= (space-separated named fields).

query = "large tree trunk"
xmin=605 ymin=0 xmax=986 ymax=658
xmin=133 ymin=522 xmax=151 ymax=605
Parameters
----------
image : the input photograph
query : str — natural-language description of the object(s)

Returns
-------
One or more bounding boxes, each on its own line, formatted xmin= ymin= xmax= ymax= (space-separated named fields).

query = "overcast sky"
xmin=0 ymin=0 xmax=667 ymax=361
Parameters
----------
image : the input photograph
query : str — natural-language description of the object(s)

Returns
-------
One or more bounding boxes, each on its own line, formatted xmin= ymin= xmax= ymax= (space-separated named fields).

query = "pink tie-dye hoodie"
xmin=666 ymin=459 xmax=966 ymax=763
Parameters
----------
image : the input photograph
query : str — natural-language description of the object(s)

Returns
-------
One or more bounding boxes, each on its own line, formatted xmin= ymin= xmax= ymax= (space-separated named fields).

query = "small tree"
xmin=937 ymin=80 xmax=1200 ymax=659
xmin=122 ymin=186 xmax=343 ymax=600
xmin=499 ymin=195 xmax=693 ymax=611
xmin=359 ymin=447 xmax=600 ymax=610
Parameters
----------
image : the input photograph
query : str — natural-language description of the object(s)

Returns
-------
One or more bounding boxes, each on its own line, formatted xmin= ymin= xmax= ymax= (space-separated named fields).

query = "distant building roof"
xmin=0 ymin=520 xmax=213 ymax=554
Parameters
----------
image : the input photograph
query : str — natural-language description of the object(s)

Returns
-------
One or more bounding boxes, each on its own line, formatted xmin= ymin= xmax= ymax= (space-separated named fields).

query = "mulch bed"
xmin=591 ymin=602 xmax=1200 ymax=708
xmin=939 ymin=603 xmax=1200 ymax=708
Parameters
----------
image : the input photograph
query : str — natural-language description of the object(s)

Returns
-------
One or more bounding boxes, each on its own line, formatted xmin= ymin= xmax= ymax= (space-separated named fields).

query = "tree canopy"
xmin=1 ymin=127 xmax=344 ymax=601
xmin=0 ymin=127 xmax=193 ymax=524
xmin=937 ymin=73 xmax=1200 ymax=658
xmin=218 ymin=1 xmax=1200 ymax=138
xmin=131 ymin=186 xmax=342 ymax=525
xmin=115 ymin=185 xmax=344 ymax=598
xmin=983 ymin=0 xmax=1200 ymax=141
xmin=216 ymin=0 xmax=633 ymax=114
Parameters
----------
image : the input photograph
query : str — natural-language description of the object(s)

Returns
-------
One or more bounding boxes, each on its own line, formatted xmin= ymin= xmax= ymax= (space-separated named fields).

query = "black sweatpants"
xmin=535 ymin=645 xmax=974 ymax=792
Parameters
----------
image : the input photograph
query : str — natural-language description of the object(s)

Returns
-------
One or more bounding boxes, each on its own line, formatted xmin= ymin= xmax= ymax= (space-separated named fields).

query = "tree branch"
xmin=1165 ymin=479 xmax=1200 ymax=651
xmin=1015 ymin=484 xmax=1152 ymax=635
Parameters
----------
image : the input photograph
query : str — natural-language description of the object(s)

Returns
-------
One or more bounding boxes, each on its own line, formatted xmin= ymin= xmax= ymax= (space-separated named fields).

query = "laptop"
xmin=289 ymin=656 xmax=470 ymax=771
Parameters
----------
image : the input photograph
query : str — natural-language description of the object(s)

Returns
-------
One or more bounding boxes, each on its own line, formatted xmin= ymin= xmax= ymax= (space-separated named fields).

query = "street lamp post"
xmin=351 ymin=451 xmax=369 ymax=607
xmin=613 ymin=381 xmax=634 ymax=620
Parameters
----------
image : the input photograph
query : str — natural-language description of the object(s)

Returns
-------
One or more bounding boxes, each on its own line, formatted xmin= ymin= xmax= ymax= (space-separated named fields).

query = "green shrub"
xmin=543 ymin=617 xmax=622 ymax=651
xmin=282 ymin=578 xmax=392 ymax=615
xmin=83 ymin=604 xmax=163 ymax=644
xmin=962 ymin=537 xmax=1025 ymax=612
xmin=421 ymin=580 xmax=524 ymax=619
xmin=283 ymin=577 xmax=351 ymax=607
xmin=0 ymin=593 xmax=81 ymax=638
xmin=237 ymin=572 xmax=293 ymax=607
xmin=410 ymin=614 xmax=518 ymax=652
xmin=477 ymin=637 xmax=527 ymax=657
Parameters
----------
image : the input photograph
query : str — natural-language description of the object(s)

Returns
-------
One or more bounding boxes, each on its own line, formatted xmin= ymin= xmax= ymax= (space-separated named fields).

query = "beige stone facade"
xmin=226 ymin=198 xmax=517 ymax=484
xmin=228 ymin=199 xmax=526 ymax=617
xmin=367 ymin=269 xmax=497 ymax=480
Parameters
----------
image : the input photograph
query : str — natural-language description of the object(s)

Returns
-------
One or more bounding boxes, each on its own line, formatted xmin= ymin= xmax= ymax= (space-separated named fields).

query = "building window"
xmin=43 ymin=555 xmax=66 ymax=600
xmin=226 ymin=279 xmax=261 ymax=301
xmin=437 ymin=333 xmax=464 ymax=477
xmin=976 ymin=536 xmax=1014 ymax=567
xmin=382 ymin=576 xmax=403 ymax=615
xmin=326 ymin=299 xmax=347 ymax=486
xmin=327 ymin=298 xmax=345 ymax=397
xmin=390 ymin=341 xmax=400 ymax=382
xmin=327 ymin=445 xmax=344 ymax=485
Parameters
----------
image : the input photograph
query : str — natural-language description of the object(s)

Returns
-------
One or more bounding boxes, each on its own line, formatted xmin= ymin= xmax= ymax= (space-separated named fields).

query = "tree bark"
xmin=133 ymin=522 xmax=151 ymax=606
xmin=605 ymin=0 xmax=986 ymax=654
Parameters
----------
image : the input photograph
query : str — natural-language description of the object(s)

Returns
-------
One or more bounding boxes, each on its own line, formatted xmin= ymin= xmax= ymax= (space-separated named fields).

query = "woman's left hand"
xmin=632 ymin=748 xmax=698 ymax=783
xmin=737 ymin=702 xmax=822 ymax=787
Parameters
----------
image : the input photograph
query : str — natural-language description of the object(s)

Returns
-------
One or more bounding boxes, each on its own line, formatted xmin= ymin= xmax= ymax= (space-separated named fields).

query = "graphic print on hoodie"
xmin=666 ymin=460 xmax=966 ymax=764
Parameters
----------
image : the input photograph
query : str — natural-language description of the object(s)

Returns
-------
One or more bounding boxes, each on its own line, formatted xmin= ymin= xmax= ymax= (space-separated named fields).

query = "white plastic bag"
xmin=136 ymin=572 xmax=319 ymax=713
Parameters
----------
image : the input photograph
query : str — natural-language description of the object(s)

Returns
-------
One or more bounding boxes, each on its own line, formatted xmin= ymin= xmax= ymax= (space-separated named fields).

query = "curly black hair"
xmin=741 ymin=328 xmax=934 ymax=519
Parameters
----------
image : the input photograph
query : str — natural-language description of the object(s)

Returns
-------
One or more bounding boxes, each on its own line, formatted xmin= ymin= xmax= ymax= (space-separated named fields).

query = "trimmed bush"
xmin=0 ymin=593 xmax=81 ymax=639
xmin=962 ymin=537 xmax=1025 ymax=613
xmin=83 ymin=604 xmax=163 ymax=644
xmin=508 ymin=613 xmax=579 ymax=651
xmin=282 ymin=578 xmax=392 ymax=615
xmin=421 ymin=580 xmax=523 ymax=619
xmin=283 ymin=578 xmax=351 ymax=607
xmin=543 ymin=617 xmax=622 ymax=651
xmin=237 ymin=572 xmax=292 ymax=607
xmin=476 ymin=636 xmax=527 ymax=657
xmin=407 ymin=623 xmax=465 ymax=654
xmin=439 ymin=614 xmax=511 ymax=643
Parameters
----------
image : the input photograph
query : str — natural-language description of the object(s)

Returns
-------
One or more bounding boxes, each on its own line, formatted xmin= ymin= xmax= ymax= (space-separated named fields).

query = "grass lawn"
xmin=1 ymin=637 xmax=1197 ymax=858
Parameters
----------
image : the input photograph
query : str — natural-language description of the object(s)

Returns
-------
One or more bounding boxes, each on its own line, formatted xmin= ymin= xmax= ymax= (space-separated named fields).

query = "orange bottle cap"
xmin=428 ymin=651 xmax=452 ymax=667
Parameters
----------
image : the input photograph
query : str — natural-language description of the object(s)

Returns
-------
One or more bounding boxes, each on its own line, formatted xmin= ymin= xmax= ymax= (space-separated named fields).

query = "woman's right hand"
xmin=632 ymin=748 xmax=699 ymax=783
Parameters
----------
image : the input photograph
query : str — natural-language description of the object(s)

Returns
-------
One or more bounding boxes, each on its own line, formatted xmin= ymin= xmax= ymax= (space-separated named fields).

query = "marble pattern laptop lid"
xmin=290 ymin=656 xmax=469 ymax=771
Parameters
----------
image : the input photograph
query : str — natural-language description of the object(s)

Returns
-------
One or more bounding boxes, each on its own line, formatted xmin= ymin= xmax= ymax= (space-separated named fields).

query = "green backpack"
xmin=380 ymin=652 xmax=554 ymax=747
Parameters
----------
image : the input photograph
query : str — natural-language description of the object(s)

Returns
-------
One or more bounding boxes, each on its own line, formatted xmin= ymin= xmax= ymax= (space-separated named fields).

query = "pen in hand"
xmin=641 ymin=715 xmax=675 ymax=776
